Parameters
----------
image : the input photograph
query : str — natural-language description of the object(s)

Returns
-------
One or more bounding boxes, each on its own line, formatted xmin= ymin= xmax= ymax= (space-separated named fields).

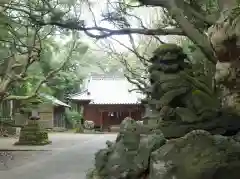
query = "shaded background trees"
xmin=0 ymin=0 xmax=239 ymax=115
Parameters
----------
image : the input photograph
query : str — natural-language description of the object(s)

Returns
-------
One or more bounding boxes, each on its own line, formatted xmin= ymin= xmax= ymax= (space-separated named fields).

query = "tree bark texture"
xmin=209 ymin=0 xmax=240 ymax=114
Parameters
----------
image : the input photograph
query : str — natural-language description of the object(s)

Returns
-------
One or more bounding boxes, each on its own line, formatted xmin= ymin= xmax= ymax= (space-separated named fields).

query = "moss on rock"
xmin=153 ymin=44 xmax=182 ymax=56
xmin=86 ymin=169 xmax=102 ymax=179
xmin=149 ymin=130 xmax=240 ymax=179
xmin=93 ymin=117 xmax=166 ymax=179
xmin=15 ymin=122 xmax=51 ymax=146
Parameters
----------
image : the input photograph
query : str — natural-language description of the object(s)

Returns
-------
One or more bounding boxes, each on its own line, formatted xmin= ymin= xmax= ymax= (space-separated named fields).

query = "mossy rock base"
xmin=15 ymin=123 xmax=51 ymax=146
xmin=150 ymin=130 xmax=240 ymax=179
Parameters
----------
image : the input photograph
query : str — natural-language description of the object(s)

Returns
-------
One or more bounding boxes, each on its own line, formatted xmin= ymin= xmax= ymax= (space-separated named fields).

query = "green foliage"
xmin=18 ymin=97 xmax=43 ymax=113
xmin=0 ymin=1 xmax=91 ymax=109
xmin=65 ymin=109 xmax=84 ymax=132
xmin=44 ymin=39 xmax=89 ymax=98
xmin=65 ymin=109 xmax=82 ymax=122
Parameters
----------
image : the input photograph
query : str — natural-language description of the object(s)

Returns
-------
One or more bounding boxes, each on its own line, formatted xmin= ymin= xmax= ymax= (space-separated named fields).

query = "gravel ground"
xmin=0 ymin=133 xmax=117 ymax=179
xmin=0 ymin=150 xmax=51 ymax=171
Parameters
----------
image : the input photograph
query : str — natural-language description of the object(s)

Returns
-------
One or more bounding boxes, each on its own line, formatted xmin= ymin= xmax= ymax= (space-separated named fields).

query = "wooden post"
xmin=10 ymin=100 xmax=13 ymax=120
xmin=100 ymin=111 xmax=103 ymax=131
xmin=128 ymin=110 xmax=132 ymax=118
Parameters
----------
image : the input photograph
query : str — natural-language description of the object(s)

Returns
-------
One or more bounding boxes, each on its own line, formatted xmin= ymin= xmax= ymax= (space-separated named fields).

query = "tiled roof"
xmin=69 ymin=75 xmax=144 ymax=104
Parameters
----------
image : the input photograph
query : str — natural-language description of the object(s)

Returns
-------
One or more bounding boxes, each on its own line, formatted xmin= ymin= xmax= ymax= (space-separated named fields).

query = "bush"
xmin=65 ymin=109 xmax=83 ymax=125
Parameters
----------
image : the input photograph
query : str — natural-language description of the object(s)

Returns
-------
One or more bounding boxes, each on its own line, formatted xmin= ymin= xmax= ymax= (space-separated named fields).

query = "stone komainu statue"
xmin=145 ymin=44 xmax=240 ymax=138
xmin=148 ymin=44 xmax=219 ymax=123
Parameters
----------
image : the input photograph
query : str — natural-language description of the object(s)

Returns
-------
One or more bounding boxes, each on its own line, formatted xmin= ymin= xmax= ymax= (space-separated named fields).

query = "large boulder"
xmin=93 ymin=117 xmax=166 ymax=179
xmin=149 ymin=130 xmax=240 ymax=179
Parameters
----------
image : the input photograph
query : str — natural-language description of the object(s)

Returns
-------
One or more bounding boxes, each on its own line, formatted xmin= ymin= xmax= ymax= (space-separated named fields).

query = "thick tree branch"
xmin=182 ymin=2 xmax=216 ymax=26
xmin=0 ymin=55 xmax=15 ymax=93
xmin=172 ymin=9 xmax=216 ymax=63
xmin=1 ymin=0 xmax=217 ymax=65
xmin=0 ymin=4 xmax=184 ymax=38
xmin=42 ymin=23 xmax=184 ymax=38
xmin=140 ymin=0 xmax=217 ymax=64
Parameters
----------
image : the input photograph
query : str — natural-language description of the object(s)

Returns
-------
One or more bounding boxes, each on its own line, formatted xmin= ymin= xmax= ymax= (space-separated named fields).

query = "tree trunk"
xmin=208 ymin=0 xmax=240 ymax=114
